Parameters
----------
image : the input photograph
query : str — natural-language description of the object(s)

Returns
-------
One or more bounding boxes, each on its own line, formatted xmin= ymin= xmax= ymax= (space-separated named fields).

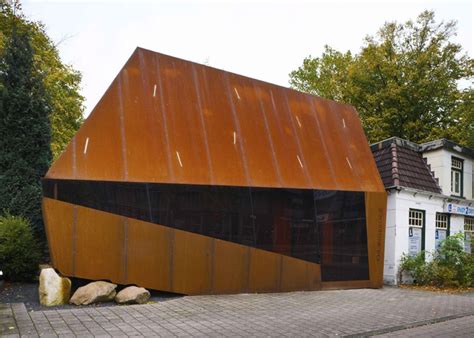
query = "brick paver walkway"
xmin=375 ymin=315 xmax=474 ymax=337
xmin=1 ymin=287 xmax=473 ymax=337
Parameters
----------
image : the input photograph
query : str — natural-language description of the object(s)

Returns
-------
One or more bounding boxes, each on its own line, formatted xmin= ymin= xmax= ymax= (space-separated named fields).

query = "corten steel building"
xmin=42 ymin=47 xmax=387 ymax=295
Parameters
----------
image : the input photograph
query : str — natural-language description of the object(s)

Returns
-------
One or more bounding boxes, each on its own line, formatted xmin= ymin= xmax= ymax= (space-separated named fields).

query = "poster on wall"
xmin=408 ymin=227 xmax=422 ymax=256
xmin=435 ymin=229 xmax=447 ymax=251
xmin=465 ymin=232 xmax=472 ymax=254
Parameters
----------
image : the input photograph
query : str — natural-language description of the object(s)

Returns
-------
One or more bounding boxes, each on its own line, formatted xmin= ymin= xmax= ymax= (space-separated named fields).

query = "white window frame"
xmin=452 ymin=158 xmax=463 ymax=170
xmin=409 ymin=209 xmax=424 ymax=228
xmin=465 ymin=216 xmax=474 ymax=232
xmin=451 ymin=170 xmax=461 ymax=195
xmin=435 ymin=213 xmax=449 ymax=230
xmin=451 ymin=157 xmax=463 ymax=196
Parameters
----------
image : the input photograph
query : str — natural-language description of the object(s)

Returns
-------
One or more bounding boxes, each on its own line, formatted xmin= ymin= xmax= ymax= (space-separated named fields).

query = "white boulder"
xmin=70 ymin=281 xmax=117 ymax=305
xmin=39 ymin=268 xmax=71 ymax=306
xmin=115 ymin=286 xmax=150 ymax=304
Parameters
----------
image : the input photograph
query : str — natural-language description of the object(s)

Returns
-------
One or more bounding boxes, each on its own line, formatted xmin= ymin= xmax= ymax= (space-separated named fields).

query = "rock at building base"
xmin=115 ymin=286 xmax=150 ymax=304
xmin=70 ymin=281 xmax=117 ymax=305
xmin=39 ymin=268 xmax=71 ymax=306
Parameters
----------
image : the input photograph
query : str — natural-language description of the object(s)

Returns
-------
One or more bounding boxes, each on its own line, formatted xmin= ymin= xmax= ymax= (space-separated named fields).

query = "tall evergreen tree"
xmin=0 ymin=12 xmax=52 ymax=237
xmin=0 ymin=1 xmax=84 ymax=160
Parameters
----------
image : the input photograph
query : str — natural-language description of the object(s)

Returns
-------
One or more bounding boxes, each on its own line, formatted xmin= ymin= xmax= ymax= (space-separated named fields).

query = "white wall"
xmin=450 ymin=214 xmax=465 ymax=235
xmin=383 ymin=192 xmax=397 ymax=284
xmin=423 ymin=149 xmax=473 ymax=200
xmin=464 ymin=155 xmax=473 ymax=199
xmin=382 ymin=188 xmax=473 ymax=285
xmin=423 ymin=149 xmax=447 ymax=193
xmin=383 ymin=190 xmax=445 ymax=285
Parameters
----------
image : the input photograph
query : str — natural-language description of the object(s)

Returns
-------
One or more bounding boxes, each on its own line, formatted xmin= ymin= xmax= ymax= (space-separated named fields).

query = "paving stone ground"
xmin=375 ymin=315 xmax=474 ymax=337
xmin=1 ymin=287 xmax=473 ymax=337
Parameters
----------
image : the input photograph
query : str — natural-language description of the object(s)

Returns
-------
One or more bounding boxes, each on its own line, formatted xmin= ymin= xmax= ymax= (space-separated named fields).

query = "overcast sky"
xmin=22 ymin=0 xmax=473 ymax=117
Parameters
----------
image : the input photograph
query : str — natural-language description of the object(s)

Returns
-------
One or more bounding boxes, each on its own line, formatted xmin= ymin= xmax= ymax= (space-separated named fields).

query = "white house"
xmin=371 ymin=137 xmax=474 ymax=285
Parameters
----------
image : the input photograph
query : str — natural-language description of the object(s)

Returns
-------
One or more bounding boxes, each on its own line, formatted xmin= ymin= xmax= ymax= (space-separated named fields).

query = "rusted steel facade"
xmin=42 ymin=47 xmax=387 ymax=294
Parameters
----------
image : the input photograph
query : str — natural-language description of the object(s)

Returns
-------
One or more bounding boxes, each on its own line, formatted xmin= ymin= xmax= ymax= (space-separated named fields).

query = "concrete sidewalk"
xmin=1 ymin=287 xmax=474 ymax=337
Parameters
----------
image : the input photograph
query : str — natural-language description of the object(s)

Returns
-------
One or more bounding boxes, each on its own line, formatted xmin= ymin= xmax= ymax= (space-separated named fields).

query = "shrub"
xmin=425 ymin=261 xmax=458 ymax=288
xmin=399 ymin=251 xmax=428 ymax=284
xmin=0 ymin=213 xmax=41 ymax=281
xmin=399 ymin=233 xmax=474 ymax=288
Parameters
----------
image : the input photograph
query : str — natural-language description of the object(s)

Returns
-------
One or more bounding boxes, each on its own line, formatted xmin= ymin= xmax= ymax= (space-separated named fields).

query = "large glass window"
xmin=451 ymin=157 xmax=463 ymax=197
xmin=316 ymin=191 xmax=368 ymax=281
xmin=250 ymin=188 xmax=317 ymax=260
xmin=43 ymin=179 xmax=369 ymax=281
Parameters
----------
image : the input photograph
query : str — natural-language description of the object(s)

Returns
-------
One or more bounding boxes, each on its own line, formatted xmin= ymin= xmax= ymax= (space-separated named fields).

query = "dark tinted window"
xmin=316 ymin=191 xmax=368 ymax=281
xmin=43 ymin=179 xmax=369 ymax=281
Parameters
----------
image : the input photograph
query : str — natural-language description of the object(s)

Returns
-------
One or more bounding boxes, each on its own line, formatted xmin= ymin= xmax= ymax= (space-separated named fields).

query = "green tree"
xmin=0 ymin=1 xmax=84 ymax=159
xmin=290 ymin=11 xmax=473 ymax=146
xmin=289 ymin=46 xmax=353 ymax=102
xmin=0 ymin=8 xmax=51 ymax=235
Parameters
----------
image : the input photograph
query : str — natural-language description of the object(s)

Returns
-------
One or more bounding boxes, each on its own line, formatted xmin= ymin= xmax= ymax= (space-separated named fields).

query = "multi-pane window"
xmin=408 ymin=209 xmax=425 ymax=254
xmin=451 ymin=157 xmax=463 ymax=196
xmin=452 ymin=158 xmax=463 ymax=169
xmin=436 ymin=213 xmax=449 ymax=229
xmin=409 ymin=209 xmax=424 ymax=227
xmin=465 ymin=217 xmax=474 ymax=232
xmin=435 ymin=213 xmax=449 ymax=251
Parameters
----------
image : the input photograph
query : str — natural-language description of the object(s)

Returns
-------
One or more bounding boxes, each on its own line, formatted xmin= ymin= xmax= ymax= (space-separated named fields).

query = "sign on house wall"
xmin=408 ymin=227 xmax=422 ymax=256
xmin=444 ymin=203 xmax=474 ymax=216
xmin=435 ymin=229 xmax=447 ymax=250
xmin=465 ymin=232 xmax=472 ymax=253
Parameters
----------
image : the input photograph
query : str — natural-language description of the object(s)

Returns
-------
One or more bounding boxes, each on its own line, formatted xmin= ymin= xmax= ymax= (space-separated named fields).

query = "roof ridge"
xmin=391 ymin=143 xmax=400 ymax=186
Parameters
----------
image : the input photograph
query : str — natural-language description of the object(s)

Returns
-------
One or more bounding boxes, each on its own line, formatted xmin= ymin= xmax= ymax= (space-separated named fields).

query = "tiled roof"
xmin=371 ymin=138 xmax=442 ymax=193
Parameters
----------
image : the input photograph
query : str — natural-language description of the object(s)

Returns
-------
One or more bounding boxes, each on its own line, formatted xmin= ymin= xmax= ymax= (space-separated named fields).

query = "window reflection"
xmin=43 ymin=179 xmax=369 ymax=281
xmin=317 ymin=190 xmax=368 ymax=281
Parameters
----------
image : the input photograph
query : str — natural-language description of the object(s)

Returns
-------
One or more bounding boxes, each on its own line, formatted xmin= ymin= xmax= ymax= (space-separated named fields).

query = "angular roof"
xmin=371 ymin=137 xmax=442 ymax=193
xmin=46 ymin=47 xmax=384 ymax=193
